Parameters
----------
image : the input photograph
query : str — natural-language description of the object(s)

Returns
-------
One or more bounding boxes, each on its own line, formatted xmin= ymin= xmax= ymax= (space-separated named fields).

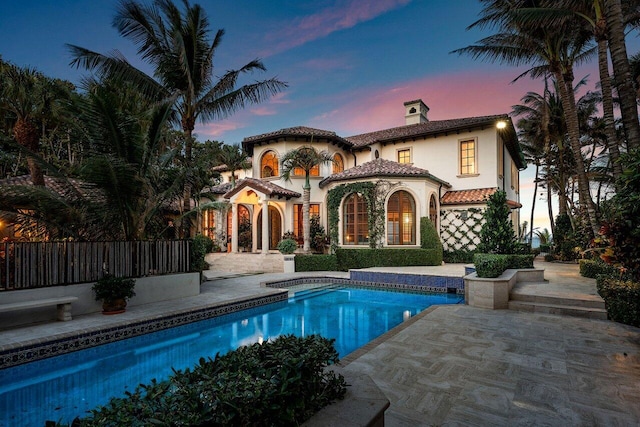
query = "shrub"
xmin=190 ymin=234 xmax=214 ymax=272
xmin=473 ymin=253 xmax=509 ymax=278
xmin=92 ymin=274 xmax=136 ymax=302
xmin=539 ymin=243 xmax=551 ymax=253
xmin=295 ymin=254 xmax=338 ymax=272
xmin=420 ymin=217 xmax=443 ymax=265
xmin=597 ymin=277 xmax=640 ymax=327
xmin=277 ymin=238 xmax=298 ymax=254
xmin=310 ymin=215 xmax=329 ymax=253
xmin=552 ymin=214 xmax=579 ymax=261
xmin=544 ymin=254 xmax=555 ymax=262
xmin=443 ymin=249 xmax=476 ymax=264
xmin=579 ymin=259 xmax=620 ymax=279
xmin=64 ymin=335 xmax=346 ymax=426
xmin=336 ymin=248 xmax=441 ymax=271
xmin=477 ymin=190 xmax=517 ymax=254
xmin=505 ymin=254 xmax=535 ymax=269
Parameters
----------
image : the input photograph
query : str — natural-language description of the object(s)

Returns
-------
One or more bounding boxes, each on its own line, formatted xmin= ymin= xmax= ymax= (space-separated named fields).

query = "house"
xmin=202 ymin=99 xmax=525 ymax=254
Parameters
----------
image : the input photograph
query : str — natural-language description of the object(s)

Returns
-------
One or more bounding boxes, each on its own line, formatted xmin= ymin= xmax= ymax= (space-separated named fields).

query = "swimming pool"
xmin=0 ymin=284 xmax=462 ymax=426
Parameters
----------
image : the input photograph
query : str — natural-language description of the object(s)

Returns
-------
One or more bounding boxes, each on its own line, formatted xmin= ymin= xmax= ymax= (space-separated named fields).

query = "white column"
xmin=231 ymin=203 xmax=238 ymax=253
xmin=261 ymin=199 xmax=269 ymax=254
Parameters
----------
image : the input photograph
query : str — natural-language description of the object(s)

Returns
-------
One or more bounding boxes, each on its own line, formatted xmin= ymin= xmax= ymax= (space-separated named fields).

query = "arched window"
xmin=429 ymin=194 xmax=437 ymax=227
xmin=333 ymin=153 xmax=344 ymax=174
xmin=387 ymin=190 xmax=416 ymax=245
xmin=260 ymin=151 xmax=279 ymax=177
xmin=293 ymin=165 xmax=320 ymax=176
xmin=343 ymin=193 xmax=368 ymax=245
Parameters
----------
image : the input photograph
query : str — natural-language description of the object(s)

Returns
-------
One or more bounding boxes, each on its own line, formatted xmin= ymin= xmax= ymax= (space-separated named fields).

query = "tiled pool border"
xmin=0 ymin=292 xmax=287 ymax=369
xmin=265 ymin=276 xmax=466 ymax=295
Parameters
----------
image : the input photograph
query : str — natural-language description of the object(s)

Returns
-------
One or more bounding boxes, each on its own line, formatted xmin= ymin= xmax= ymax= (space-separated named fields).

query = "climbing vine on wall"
xmin=327 ymin=181 xmax=396 ymax=253
xmin=440 ymin=208 xmax=484 ymax=252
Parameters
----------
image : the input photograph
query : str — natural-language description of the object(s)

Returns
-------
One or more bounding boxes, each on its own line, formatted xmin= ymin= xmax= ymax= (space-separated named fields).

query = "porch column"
xmin=261 ymin=199 xmax=269 ymax=254
xmin=231 ymin=203 xmax=238 ymax=253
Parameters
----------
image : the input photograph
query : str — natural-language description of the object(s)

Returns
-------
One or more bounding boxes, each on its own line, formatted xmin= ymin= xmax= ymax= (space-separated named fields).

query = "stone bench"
xmin=0 ymin=296 xmax=78 ymax=321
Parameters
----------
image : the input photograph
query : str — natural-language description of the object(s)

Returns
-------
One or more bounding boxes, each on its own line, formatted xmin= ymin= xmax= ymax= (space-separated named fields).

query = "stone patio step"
xmin=510 ymin=283 xmax=605 ymax=309
xmin=508 ymin=300 xmax=608 ymax=320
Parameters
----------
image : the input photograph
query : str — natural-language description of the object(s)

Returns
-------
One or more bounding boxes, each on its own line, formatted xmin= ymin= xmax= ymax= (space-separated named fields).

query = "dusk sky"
xmin=3 ymin=0 xmax=639 ymax=236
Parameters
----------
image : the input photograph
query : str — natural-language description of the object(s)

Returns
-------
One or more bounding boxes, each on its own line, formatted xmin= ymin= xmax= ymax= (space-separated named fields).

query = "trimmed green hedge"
xmin=59 ymin=335 xmax=346 ymax=426
xmin=190 ymin=234 xmax=214 ymax=272
xmin=335 ymin=248 xmax=441 ymax=271
xmin=420 ymin=217 xmax=443 ymax=265
xmin=579 ymin=259 xmax=620 ymax=279
xmin=473 ymin=253 xmax=535 ymax=278
xmin=597 ymin=277 xmax=640 ymax=327
xmin=295 ymin=254 xmax=338 ymax=272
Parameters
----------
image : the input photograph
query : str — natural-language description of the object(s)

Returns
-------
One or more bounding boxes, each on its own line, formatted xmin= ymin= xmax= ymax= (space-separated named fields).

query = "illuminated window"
xmin=343 ymin=193 xmax=368 ymax=245
xmin=293 ymin=164 xmax=320 ymax=176
xmin=333 ymin=153 xmax=344 ymax=174
xmin=397 ymin=148 xmax=411 ymax=164
xmin=387 ymin=190 xmax=415 ymax=245
xmin=260 ymin=151 xmax=279 ymax=177
xmin=460 ymin=139 xmax=476 ymax=175
xmin=294 ymin=204 xmax=320 ymax=239
xmin=429 ymin=194 xmax=437 ymax=227
xmin=203 ymin=210 xmax=215 ymax=238
xmin=227 ymin=205 xmax=250 ymax=239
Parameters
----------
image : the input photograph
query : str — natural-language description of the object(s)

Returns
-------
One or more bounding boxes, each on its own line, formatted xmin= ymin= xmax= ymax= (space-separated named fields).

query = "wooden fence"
xmin=0 ymin=240 xmax=191 ymax=291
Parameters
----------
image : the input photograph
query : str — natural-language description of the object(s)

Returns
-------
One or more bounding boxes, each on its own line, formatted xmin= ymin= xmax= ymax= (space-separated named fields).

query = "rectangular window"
xmin=460 ymin=139 xmax=476 ymax=175
xmin=397 ymin=148 xmax=411 ymax=164
xmin=203 ymin=211 xmax=215 ymax=239
xmin=294 ymin=204 xmax=320 ymax=239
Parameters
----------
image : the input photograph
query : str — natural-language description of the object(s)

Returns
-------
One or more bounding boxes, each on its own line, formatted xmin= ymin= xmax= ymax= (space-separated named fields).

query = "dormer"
xmin=404 ymin=99 xmax=429 ymax=125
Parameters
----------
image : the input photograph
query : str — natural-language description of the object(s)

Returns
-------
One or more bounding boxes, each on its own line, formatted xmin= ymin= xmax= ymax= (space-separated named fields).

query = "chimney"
xmin=404 ymin=99 xmax=429 ymax=125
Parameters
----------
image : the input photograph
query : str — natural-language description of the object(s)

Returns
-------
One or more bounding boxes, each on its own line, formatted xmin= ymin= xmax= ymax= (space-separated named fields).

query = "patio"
xmin=0 ymin=261 xmax=638 ymax=426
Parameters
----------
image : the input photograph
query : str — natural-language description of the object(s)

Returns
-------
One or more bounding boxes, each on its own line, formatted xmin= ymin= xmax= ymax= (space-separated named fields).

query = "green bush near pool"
xmin=336 ymin=248 xmax=441 ymax=271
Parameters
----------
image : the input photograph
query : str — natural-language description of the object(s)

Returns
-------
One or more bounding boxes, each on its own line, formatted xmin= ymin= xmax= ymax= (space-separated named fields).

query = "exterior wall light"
xmin=496 ymin=121 xmax=507 ymax=129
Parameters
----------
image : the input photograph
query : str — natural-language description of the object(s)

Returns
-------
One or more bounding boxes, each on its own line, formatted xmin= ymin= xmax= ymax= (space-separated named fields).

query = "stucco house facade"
xmin=202 ymin=99 xmax=526 ymax=254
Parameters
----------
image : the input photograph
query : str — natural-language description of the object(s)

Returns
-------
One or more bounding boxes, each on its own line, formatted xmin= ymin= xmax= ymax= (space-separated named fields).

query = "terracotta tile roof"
xmin=346 ymin=115 xmax=510 ymax=147
xmin=0 ymin=174 xmax=103 ymax=201
xmin=441 ymin=187 xmax=522 ymax=208
xmin=211 ymin=157 xmax=252 ymax=172
xmin=223 ymin=178 xmax=301 ymax=200
xmin=206 ymin=182 xmax=233 ymax=194
xmin=319 ymin=158 xmax=450 ymax=188
xmin=242 ymin=126 xmax=353 ymax=153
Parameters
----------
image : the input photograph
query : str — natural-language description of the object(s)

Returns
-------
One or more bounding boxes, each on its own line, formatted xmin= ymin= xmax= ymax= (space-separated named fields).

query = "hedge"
xmin=443 ymin=250 xmax=477 ymax=264
xmin=579 ymin=259 xmax=622 ymax=279
xmin=335 ymin=248 xmax=441 ymax=271
xmin=597 ymin=277 xmax=640 ymax=327
xmin=295 ymin=254 xmax=338 ymax=272
xmin=420 ymin=217 xmax=443 ymax=265
xmin=58 ymin=335 xmax=346 ymax=426
xmin=473 ymin=253 xmax=535 ymax=278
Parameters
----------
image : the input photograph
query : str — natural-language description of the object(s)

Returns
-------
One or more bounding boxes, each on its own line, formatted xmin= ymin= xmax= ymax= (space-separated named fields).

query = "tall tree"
xmin=281 ymin=146 xmax=333 ymax=254
xmin=453 ymin=0 xmax=600 ymax=236
xmin=68 ymin=0 xmax=287 ymax=236
xmin=0 ymin=62 xmax=48 ymax=186
xmin=217 ymin=143 xmax=250 ymax=188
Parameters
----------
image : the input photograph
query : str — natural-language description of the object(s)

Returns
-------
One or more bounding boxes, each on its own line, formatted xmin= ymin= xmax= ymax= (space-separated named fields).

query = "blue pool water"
xmin=0 ymin=285 xmax=462 ymax=426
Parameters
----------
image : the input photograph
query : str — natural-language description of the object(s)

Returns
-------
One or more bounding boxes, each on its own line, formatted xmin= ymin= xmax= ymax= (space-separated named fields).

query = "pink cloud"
xmin=195 ymin=120 xmax=243 ymax=139
xmin=310 ymin=69 xmax=543 ymax=135
xmin=250 ymin=106 xmax=277 ymax=116
xmin=261 ymin=0 xmax=411 ymax=57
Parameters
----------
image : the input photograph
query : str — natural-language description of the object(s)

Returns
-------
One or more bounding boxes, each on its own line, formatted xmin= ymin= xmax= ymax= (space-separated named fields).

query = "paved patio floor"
xmin=1 ymin=261 xmax=638 ymax=426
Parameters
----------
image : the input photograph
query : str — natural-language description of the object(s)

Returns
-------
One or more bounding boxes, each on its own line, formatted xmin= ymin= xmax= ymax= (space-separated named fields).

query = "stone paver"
xmin=1 ymin=261 xmax=639 ymax=426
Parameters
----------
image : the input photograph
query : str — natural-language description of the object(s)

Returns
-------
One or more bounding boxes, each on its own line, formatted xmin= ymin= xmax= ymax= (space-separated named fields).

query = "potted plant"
xmin=278 ymin=239 xmax=298 ymax=273
xmin=92 ymin=274 xmax=136 ymax=314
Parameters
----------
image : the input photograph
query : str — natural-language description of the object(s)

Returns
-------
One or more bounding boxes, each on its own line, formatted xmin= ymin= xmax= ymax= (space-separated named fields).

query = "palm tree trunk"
xmin=554 ymin=69 xmax=599 ymax=237
xmin=596 ymin=36 xmax=623 ymax=182
xmin=182 ymin=129 xmax=194 ymax=238
xmin=605 ymin=0 xmax=640 ymax=150
xmin=302 ymin=183 xmax=311 ymax=254
xmin=546 ymin=178 xmax=555 ymax=233
xmin=528 ymin=163 xmax=539 ymax=247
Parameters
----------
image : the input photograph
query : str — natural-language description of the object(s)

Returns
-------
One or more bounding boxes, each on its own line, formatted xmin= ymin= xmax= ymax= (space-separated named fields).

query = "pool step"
xmin=509 ymin=282 xmax=607 ymax=320
xmin=290 ymin=285 xmax=343 ymax=302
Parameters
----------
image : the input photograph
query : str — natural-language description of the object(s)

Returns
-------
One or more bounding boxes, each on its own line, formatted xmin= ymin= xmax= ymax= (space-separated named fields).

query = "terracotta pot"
xmin=102 ymin=298 xmax=127 ymax=315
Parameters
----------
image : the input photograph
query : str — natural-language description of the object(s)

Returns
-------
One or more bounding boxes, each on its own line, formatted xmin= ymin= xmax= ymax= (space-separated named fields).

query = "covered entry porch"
xmin=224 ymin=178 xmax=301 ymax=254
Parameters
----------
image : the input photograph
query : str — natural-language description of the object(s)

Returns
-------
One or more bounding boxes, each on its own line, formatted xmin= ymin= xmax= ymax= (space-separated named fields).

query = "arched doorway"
xmin=227 ymin=205 xmax=251 ymax=250
xmin=257 ymin=205 xmax=282 ymax=250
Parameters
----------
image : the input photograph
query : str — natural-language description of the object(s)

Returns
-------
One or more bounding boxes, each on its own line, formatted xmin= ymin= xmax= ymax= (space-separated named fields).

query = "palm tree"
xmin=453 ymin=0 xmax=600 ymax=237
xmin=0 ymin=62 xmax=47 ymax=186
xmin=281 ymin=146 xmax=333 ymax=254
xmin=217 ymin=143 xmax=250 ymax=188
xmin=68 ymin=0 xmax=287 ymax=235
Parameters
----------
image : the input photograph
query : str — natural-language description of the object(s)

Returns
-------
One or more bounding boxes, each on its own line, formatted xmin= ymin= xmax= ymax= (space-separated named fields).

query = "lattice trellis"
xmin=440 ymin=208 xmax=484 ymax=252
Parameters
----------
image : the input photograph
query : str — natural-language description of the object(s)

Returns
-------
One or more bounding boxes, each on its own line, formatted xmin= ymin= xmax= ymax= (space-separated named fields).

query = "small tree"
xmin=477 ymin=190 xmax=516 ymax=254
xmin=420 ymin=217 xmax=443 ymax=264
